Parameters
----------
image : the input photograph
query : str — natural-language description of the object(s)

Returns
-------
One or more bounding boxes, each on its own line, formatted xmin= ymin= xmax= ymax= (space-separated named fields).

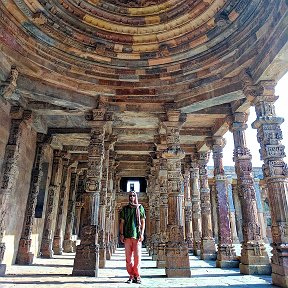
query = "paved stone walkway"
xmin=1 ymin=247 xmax=277 ymax=288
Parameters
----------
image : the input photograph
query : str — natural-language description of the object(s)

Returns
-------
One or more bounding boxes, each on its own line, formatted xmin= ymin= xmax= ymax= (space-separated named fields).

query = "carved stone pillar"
xmin=198 ymin=151 xmax=216 ymax=260
xmin=183 ymin=159 xmax=193 ymax=252
xmin=227 ymin=176 xmax=240 ymax=244
xmin=0 ymin=107 xmax=26 ymax=274
xmin=72 ymin=109 xmax=107 ymax=277
xmin=157 ymin=157 xmax=168 ymax=268
xmin=231 ymin=111 xmax=270 ymax=275
xmin=210 ymin=184 xmax=218 ymax=243
xmin=63 ymin=169 xmax=79 ymax=253
xmin=251 ymin=81 xmax=288 ymax=286
xmin=208 ymin=137 xmax=238 ymax=268
xmin=162 ymin=110 xmax=191 ymax=277
xmin=190 ymin=155 xmax=202 ymax=256
xmin=99 ymin=141 xmax=110 ymax=268
xmin=53 ymin=152 xmax=70 ymax=255
xmin=74 ymin=170 xmax=86 ymax=239
xmin=40 ymin=150 xmax=62 ymax=258
xmin=232 ymin=183 xmax=243 ymax=242
xmin=254 ymin=179 xmax=269 ymax=244
xmin=15 ymin=134 xmax=47 ymax=264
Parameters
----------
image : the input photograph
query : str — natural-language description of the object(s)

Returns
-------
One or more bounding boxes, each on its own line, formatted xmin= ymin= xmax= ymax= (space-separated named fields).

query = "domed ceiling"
xmin=0 ymin=0 xmax=287 ymax=175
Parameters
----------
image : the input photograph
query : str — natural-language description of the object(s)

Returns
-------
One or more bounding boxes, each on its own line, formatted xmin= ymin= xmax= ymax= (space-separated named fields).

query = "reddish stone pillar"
xmin=230 ymin=111 xmax=270 ymax=275
xmin=72 ymin=110 xmax=106 ymax=277
xmin=63 ymin=169 xmax=79 ymax=253
xmin=0 ymin=107 xmax=28 ymax=274
xmin=190 ymin=154 xmax=202 ymax=256
xmin=40 ymin=150 xmax=62 ymax=258
xmin=251 ymin=81 xmax=288 ymax=286
xmin=162 ymin=110 xmax=191 ymax=277
xmin=198 ymin=151 xmax=216 ymax=260
xmin=15 ymin=134 xmax=47 ymax=264
xmin=207 ymin=137 xmax=238 ymax=268
xmin=53 ymin=152 xmax=70 ymax=255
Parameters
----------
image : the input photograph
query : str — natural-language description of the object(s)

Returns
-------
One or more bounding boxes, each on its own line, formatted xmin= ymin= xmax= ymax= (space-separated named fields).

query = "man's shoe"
xmin=125 ymin=278 xmax=133 ymax=284
xmin=133 ymin=277 xmax=141 ymax=284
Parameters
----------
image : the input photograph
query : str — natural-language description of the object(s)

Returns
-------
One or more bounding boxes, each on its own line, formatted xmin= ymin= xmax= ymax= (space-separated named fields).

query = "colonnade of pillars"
xmin=0 ymin=81 xmax=288 ymax=286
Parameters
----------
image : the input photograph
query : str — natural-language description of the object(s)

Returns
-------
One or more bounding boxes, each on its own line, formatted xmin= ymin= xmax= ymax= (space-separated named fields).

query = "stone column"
xmin=53 ymin=152 xmax=70 ymax=255
xmin=72 ymin=109 xmax=106 ymax=277
xmin=190 ymin=154 xmax=202 ymax=256
xmin=74 ymin=170 xmax=86 ymax=239
xmin=157 ymin=157 xmax=168 ymax=268
xmin=63 ymin=169 xmax=79 ymax=253
xmin=254 ymin=179 xmax=269 ymax=244
xmin=208 ymin=137 xmax=238 ymax=268
xmin=0 ymin=107 xmax=27 ymax=274
xmin=226 ymin=176 xmax=240 ymax=244
xmin=183 ymin=159 xmax=193 ymax=252
xmin=15 ymin=134 xmax=47 ymax=264
xmin=210 ymin=184 xmax=219 ymax=243
xmin=230 ymin=111 xmax=270 ymax=275
xmin=198 ymin=151 xmax=216 ymax=260
xmin=232 ymin=182 xmax=243 ymax=242
xmin=251 ymin=81 xmax=288 ymax=286
xmin=162 ymin=110 xmax=191 ymax=277
xmin=99 ymin=141 xmax=110 ymax=268
xmin=40 ymin=150 xmax=62 ymax=258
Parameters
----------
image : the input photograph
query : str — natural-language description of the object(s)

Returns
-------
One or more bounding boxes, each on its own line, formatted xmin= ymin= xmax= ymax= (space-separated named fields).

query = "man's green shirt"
xmin=120 ymin=204 xmax=146 ymax=239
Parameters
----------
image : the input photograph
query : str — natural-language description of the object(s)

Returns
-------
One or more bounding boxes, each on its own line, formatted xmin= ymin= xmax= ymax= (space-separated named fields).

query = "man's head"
xmin=128 ymin=191 xmax=137 ymax=205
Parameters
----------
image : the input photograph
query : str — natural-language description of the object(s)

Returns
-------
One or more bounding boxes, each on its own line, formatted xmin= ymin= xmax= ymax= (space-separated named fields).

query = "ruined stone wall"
xmin=0 ymin=100 xmax=11 ymax=175
xmin=3 ymin=121 xmax=37 ymax=264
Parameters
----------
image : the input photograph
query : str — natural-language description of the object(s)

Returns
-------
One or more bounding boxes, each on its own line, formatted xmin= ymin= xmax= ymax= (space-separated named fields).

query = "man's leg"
xmin=132 ymin=239 xmax=142 ymax=278
xmin=124 ymin=238 xmax=134 ymax=279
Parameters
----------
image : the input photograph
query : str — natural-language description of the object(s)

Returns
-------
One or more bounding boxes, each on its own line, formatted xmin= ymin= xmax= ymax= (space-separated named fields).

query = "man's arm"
xmin=139 ymin=218 xmax=145 ymax=242
xmin=119 ymin=218 xmax=125 ymax=243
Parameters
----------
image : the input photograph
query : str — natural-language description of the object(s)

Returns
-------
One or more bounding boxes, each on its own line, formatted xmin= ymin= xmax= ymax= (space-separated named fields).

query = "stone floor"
xmin=1 ymin=245 xmax=277 ymax=288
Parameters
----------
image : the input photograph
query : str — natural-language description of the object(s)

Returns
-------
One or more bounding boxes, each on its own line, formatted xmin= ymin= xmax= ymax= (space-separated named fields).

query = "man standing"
xmin=120 ymin=191 xmax=146 ymax=284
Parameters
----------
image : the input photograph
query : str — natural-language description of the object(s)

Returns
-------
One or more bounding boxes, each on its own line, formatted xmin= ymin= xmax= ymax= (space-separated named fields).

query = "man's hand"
xmin=120 ymin=234 xmax=125 ymax=243
xmin=138 ymin=234 xmax=144 ymax=242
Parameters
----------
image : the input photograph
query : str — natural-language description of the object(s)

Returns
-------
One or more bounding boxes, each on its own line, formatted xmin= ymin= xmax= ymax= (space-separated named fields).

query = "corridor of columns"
xmin=1 ymin=0 xmax=288 ymax=287
xmin=1 ymin=246 xmax=276 ymax=288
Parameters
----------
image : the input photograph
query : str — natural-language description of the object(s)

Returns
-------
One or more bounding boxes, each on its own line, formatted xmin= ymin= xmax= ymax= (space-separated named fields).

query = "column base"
xmin=240 ymin=241 xmax=271 ymax=275
xmin=152 ymin=253 xmax=158 ymax=261
xmin=15 ymin=252 xmax=34 ymax=265
xmin=63 ymin=240 xmax=74 ymax=253
xmin=156 ymin=243 xmax=166 ymax=268
xmin=240 ymin=263 xmax=271 ymax=275
xmin=200 ymin=238 xmax=216 ymax=260
xmin=0 ymin=264 xmax=6 ymax=276
xmin=216 ymin=260 xmax=239 ymax=268
xmin=165 ymin=242 xmax=191 ymax=277
xmin=40 ymin=240 xmax=54 ymax=258
xmin=72 ymin=243 xmax=99 ymax=276
xmin=99 ymin=247 xmax=106 ymax=268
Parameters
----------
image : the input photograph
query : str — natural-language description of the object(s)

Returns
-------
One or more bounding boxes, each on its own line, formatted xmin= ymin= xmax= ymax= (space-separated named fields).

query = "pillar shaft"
xmin=40 ymin=150 xmax=62 ymax=258
xmin=208 ymin=137 xmax=238 ymax=267
xmin=198 ymin=151 xmax=216 ymax=260
xmin=15 ymin=134 xmax=46 ymax=264
xmin=53 ymin=153 xmax=70 ymax=255
xmin=72 ymin=112 xmax=106 ymax=277
xmin=162 ymin=111 xmax=191 ymax=277
xmin=0 ymin=108 xmax=26 ymax=274
xmin=190 ymin=156 xmax=202 ymax=256
xmin=251 ymin=81 xmax=288 ymax=286
xmin=231 ymin=111 xmax=270 ymax=275
xmin=63 ymin=170 xmax=79 ymax=253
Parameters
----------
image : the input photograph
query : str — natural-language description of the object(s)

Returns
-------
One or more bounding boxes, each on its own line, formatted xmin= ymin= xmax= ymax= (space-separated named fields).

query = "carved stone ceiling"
xmin=0 ymin=0 xmax=287 ymax=176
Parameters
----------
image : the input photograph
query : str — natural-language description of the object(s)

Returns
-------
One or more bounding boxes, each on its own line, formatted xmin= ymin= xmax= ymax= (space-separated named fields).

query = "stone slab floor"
xmin=0 ymin=245 xmax=277 ymax=288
